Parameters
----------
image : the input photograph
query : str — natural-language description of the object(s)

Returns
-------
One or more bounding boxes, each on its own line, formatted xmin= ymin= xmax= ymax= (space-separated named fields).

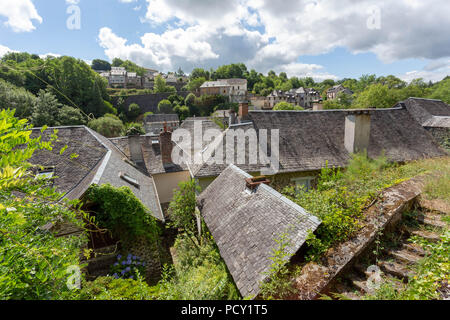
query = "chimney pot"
xmin=159 ymin=130 xmax=173 ymax=167
xmin=344 ymin=112 xmax=371 ymax=154
xmin=239 ymin=102 xmax=249 ymax=121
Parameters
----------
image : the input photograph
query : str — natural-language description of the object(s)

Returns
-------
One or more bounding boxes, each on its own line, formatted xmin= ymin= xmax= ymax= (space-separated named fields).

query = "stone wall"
xmin=426 ymin=127 xmax=450 ymax=150
xmin=112 ymin=91 xmax=191 ymax=114
xmin=290 ymin=175 xmax=427 ymax=300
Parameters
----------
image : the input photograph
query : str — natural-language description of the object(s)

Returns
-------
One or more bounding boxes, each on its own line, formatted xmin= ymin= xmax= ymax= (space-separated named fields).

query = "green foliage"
xmin=157 ymin=99 xmax=173 ymax=114
xmin=0 ymin=109 xmax=88 ymax=299
xmin=91 ymin=59 xmax=111 ymax=71
xmin=0 ymin=79 xmax=36 ymax=118
xmin=31 ymin=89 xmax=63 ymax=127
xmin=354 ymin=84 xmax=398 ymax=108
xmin=58 ymin=105 xmax=86 ymax=126
xmin=88 ymin=116 xmax=125 ymax=138
xmin=184 ymin=77 xmax=206 ymax=92
xmin=273 ymin=101 xmax=304 ymax=111
xmin=428 ymin=77 xmax=450 ymax=104
xmin=125 ymin=122 xmax=145 ymax=136
xmin=154 ymin=75 xmax=176 ymax=93
xmin=168 ymin=179 xmax=201 ymax=237
xmin=85 ymin=184 xmax=160 ymax=242
xmin=127 ymin=103 xmax=141 ymax=120
xmin=259 ymin=232 xmax=298 ymax=299
xmin=365 ymin=231 xmax=449 ymax=300
xmin=155 ymin=234 xmax=240 ymax=300
xmin=79 ymin=275 xmax=157 ymax=300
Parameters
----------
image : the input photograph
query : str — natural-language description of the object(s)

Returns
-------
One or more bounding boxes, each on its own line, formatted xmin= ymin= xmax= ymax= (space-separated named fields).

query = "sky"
xmin=0 ymin=0 xmax=449 ymax=82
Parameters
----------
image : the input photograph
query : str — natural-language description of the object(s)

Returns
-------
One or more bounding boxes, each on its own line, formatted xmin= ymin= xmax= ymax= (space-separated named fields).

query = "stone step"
xmin=410 ymin=230 xmax=441 ymax=242
xmin=346 ymin=274 xmax=371 ymax=294
xmin=353 ymin=263 xmax=374 ymax=278
xmin=331 ymin=283 xmax=360 ymax=300
xmin=378 ymin=260 xmax=413 ymax=281
xmin=419 ymin=199 xmax=450 ymax=215
xmin=387 ymin=249 xmax=422 ymax=265
xmin=402 ymin=243 xmax=427 ymax=256
xmin=418 ymin=213 xmax=447 ymax=229
xmin=86 ymin=254 xmax=117 ymax=273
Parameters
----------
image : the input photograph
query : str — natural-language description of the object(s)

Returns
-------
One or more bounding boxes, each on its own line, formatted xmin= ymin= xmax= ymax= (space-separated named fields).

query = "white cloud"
xmin=0 ymin=44 xmax=17 ymax=57
xmin=97 ymin=0 xmax=450 ymax=79
xmin=98 ymin=26 xmax=219 ymax=70
xmin=0 ymin=0 xmax=42 ymax=32
xmin=39 ymin=53 xmax=62 ymax=59
xmin=398 ymin=59 xmax=450 ymax=83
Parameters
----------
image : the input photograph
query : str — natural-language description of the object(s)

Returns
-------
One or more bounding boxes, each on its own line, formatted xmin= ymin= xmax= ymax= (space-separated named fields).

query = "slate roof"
xmin=145 ymin=114 xmax=179 ymax=123
xmin=188 ymin=107 xmax=447 ymax=178
xmin=399 ymin=97 xmax=450 ymax=128
xmin=29 ymin=126 xmax=164 ymax=221
xmin=110 ymin=135 xmax=188 ymax=175
xmin=197 ymin=164 xmax=321 ymax=298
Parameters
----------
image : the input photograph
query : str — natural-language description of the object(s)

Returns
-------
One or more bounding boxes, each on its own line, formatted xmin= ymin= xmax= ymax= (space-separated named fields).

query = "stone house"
xmin=326 ymin=84 xmax=354 ymax=100
xmin=267 ymin=87 xmax=321 ymax=109
xmin=177 ymin=106 xmax=446 ymax=191
xmin=396 ymin=97 xmax=450 ymax=149
xmin=197 ymin=164 xmax=321 ymax=298
xmin=143 ymin=114 xmax=180 ymax=135
xmin=199 ymin=79 xmax=248 ymax=103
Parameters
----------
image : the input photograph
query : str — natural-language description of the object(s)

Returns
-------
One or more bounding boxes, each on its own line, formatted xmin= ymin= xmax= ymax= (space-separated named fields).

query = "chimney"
xmin=128 ymin=135 xmax=144 ymax=163
xmin=239 ymin=102 xmax=249 ymax=121
xmin=159 ymin=124 xmax=173 ymax=168
xmin=344 ymin=111 xmax=371 ymax=154
xmin=245 ymin=176 xmax=270 ymax=191
xmin=229 ymin=109 xmax=237 ymax=126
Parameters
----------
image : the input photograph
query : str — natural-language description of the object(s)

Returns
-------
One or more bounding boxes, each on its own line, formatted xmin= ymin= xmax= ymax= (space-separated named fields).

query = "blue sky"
xmin=0 ymin=0 xmax=449 ymax=82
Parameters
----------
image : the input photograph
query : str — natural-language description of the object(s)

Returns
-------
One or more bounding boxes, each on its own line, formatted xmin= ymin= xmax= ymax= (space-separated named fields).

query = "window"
xmin=36 ymin=167 xmax=55 ymax=180
xmin=119 ymin=172 xmax=140 ymax=188
xmin=291 ymin=176 xmax=314 ymax=192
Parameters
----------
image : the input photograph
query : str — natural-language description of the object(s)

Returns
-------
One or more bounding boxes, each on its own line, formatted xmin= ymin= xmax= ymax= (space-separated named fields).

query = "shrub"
xmin=79 ymin=276 xmax=157 ymax=300
xmin=88 ymin=116 xmax=124 ymax=137
xmin=157 ymin=99 xmax=173 ymax=114
xmin=85 ymin=184 xmax=160 ymax=242
xmin=125 ymin=122 xmax=145 ymax=136
xmin=273 ymin=101 xmax=304 ymax=111
xmin=128 ymin=103 xmax=141 ymax=120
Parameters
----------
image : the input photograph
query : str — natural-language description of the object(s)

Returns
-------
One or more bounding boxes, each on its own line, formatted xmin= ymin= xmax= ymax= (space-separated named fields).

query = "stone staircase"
xmin=332 ymin=206 xmax=447 ymax=299
xmin=81 ymin=245 xmax=119 ymax=281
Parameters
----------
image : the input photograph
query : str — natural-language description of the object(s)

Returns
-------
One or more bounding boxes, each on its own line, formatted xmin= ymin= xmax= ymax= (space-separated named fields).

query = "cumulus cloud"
xmin=0 ymin=44 xmax=17 ymax=57
xmin=398 ymin=59 xmax=450 ymax=83
xmin=97 ymin=0 xmax=450 ymax=78
xmin=0 ymin=0 xmax=42 ymax=32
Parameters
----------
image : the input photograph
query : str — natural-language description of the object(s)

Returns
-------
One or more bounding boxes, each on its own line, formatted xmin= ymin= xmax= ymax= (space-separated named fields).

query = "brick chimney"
xmin=239 ymin=102 xmax=249 ymax=121
xmin=159 ymin=124 xmax=173 ymax=168
xmin=344 ymin=111 xmax=371 ymax=154
xmin=245 ymin=176 xmax=270 ymax=191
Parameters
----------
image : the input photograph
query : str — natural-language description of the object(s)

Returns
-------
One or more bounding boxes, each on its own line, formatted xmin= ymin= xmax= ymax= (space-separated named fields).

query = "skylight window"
xmin=36 ymin=167 xmax=55 ymax=180
xmin=119 ymin=172 xmax=140 ymax=188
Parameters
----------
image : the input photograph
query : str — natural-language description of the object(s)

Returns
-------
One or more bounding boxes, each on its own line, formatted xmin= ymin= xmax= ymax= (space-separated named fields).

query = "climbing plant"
xmin=85 ymin=184 xmax=160 ymax=243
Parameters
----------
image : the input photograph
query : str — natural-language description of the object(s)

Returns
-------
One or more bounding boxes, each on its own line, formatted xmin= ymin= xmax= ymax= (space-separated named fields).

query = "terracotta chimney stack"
xmin=239 ymin=102 xmax=249 ymax=121
xmin=159 ymin=125 xmax=173 ymax=168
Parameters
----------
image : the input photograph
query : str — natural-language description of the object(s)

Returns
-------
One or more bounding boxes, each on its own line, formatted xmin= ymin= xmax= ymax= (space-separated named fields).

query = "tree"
xmin=168 ymin=179 xmax=202 ymax=242
xmin=125 ymin=122 xmax=145 ymax=136
xmin=354 ymin=84 xmax=397 ymax=108
xmin=58 ymin=106 xmax=86 ymax=125
xmin=273 ymin=101 xmax=304 ymax=111
xmin=31 ymin=89 xmax=62 ymax=127
xmin=428 ymin=78 xmax=450 ymax=104
xmin=184 ymin=77 xmax=206 ymax=92
xmin=0 ymin=109 xmax=88 ymax=299
xmin=88 ymin=116 xmax=125 ymax=137
xmin=127 ymin=103 xmax=141 ymax=120
xmin=173 ymin=105 xmax=190 ymax=121
xmin=91 ymin=59 xmax=111 ymax=71
xmin=0 ymin=79 xmax=36 ymax=118
xmin=153 ymin=75 xmax=176 ymax=93
xmin=158 ymin=99 xmax=173 ymax=114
